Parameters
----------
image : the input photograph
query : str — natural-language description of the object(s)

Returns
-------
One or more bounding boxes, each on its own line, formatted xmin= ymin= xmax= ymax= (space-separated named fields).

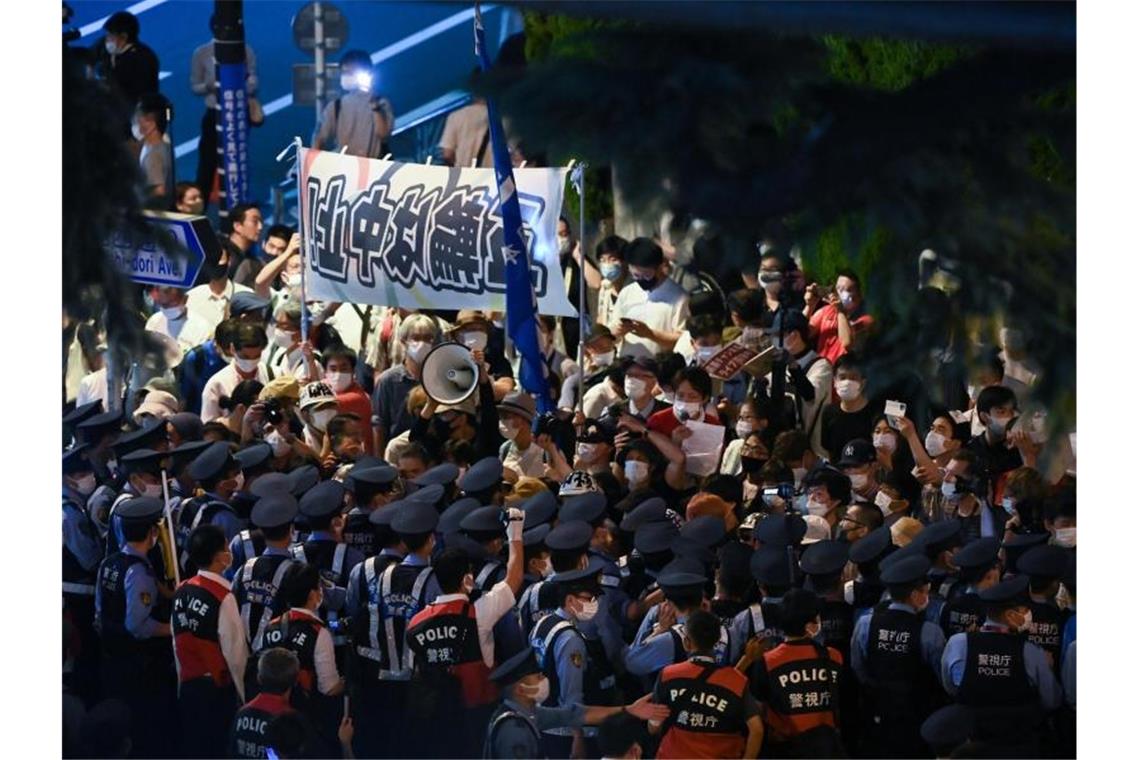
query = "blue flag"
xmin=474 ymin=4 xmax=553 ymax=412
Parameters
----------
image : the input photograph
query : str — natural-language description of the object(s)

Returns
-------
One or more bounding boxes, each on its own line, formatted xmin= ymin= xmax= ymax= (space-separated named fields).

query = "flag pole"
xmin=292 ymin=136 xmax=311 ymax=343
xmin=570 ymin=161 xmax=588 ymax=416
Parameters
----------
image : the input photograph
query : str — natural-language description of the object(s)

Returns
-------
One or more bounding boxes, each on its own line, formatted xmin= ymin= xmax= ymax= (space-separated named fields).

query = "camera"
xmin=263 ymin=398 xmax=286 ymax=425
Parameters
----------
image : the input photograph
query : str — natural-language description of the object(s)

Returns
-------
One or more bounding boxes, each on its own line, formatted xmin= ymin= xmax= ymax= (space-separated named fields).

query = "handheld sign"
xmin=108 ymin=211 xmax=216 ymax=289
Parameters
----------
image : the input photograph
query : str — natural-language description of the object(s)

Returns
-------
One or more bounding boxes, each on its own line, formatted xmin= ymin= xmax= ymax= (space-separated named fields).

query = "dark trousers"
xmin=351 ymin=680 xmax=409 ymax=759
xmin=195 ymin=108 xmax=217 ymax=207
xmin=178 ymin=677 xmax=238 ymax=759
xmin=101 ymin=649 xmax=179 ymax=758
xmin=64 ymin=596 xmax=100 ymax=706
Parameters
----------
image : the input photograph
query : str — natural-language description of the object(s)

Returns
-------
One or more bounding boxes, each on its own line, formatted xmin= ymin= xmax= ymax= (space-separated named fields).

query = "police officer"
xmin=652 ymin=608 xmax=764 ymax=759
xmin=342 ymin=464 xmax=401 ymax=558
xmin=94 ymin=496 xmax=175 ymax=757
xmin=226 ymin=471 xmax=296 ymax=577
xmin=172 ymin=524 xmax=250 ymax=757
xmin=729 ymin=546 xmax=791 ymax=661
xmin=230 ymin=648 xmax=305 ymax=759
xmin=1017 ymin=544 xmax=1073 ymax=672
xmin=104 ymin=447 xmax=171 ymax=554
xmin=169 ymin=439 xmax=212 ymax=499
xmin=63 ymin=400 xmax=103 ymax=449
xmin=939 ymin=537 xmax=1002 ymax=637
xmin=460 ymin=506 xmax=511 ymax=594
xmin=343 ymin=501 xmax=442 ymax=758
xmin=297 ymin=479 xmax=362 ymax=652
xmin=846 ymin=526 xmax=895 ymax=620
xmin=850 ymin=554 xmax=947 ymax=758
xmin=62 ymin=444 xmax=105 ymax=702
xmin=710 ymin=542 xmax=754 ymax=623
xmin=747 ymin=588 xmax=845 ymax=757
xmin=231 ymin=442 xmax=275 ymax=520
xmin=912 ymin=520 xmax=965 ymax=623
xmin=75 ymin=409 xmax=125 ymax=491
xmin=920 ymin=704 xmax=976 ymax=758
xmin=459 ymin=456 xmax=508 ymax=505
xmin=940 ymin=575 xmax=1062 ymax=755
xmin=179 ymin=441 xmax=246 ymax=570
xmin=407 ymin=461 xmax=460 ymax=503
xmin=232 ymin=494 xmax=303 ymax=659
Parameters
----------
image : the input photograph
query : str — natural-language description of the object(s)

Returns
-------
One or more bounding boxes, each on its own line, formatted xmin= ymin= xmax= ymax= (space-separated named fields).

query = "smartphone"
xmin=884 ymin=400 xmax=907 ymax=429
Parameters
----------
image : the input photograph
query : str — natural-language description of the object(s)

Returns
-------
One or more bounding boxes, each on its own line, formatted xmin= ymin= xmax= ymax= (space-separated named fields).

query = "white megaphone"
xmin=421 ymin=342 xmax=480 ymax=405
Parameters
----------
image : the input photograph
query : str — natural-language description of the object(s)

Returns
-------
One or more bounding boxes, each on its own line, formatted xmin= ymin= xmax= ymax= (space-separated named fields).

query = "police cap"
xmin=460 ymin=506 xmax=505 ymax=538
xmin=229 ymin=291 xmax=271 ymax=317
xmin=443 ymin=532 xmax=488 ymax=561
xmin=235 ymin=442 xmax=273 ymax=472
xmin=489 ymin=648 xmax=541 ymax=688
xmin=545 ymin=521 xmax=594 ymax=553
xmin=63 ymin=400 xmax=103 ymax=427
xmin=679 ymin=515 xmax=726 ymax=548
xmin=1017 ymin=545 xmax=1071 ymax=580
xmin=76 ymin=410 xmax=123 ymax=438
xmin=750 ymin=546 xmax=793 ymax=587
xmin=113 ymin=418 xmax=168 ymax=456
xmin=880 ymin=555 xmax=932 ymax=587
xmin=634 ymin=521 xmax=680 ymax=555
xmin=800 ymin=540 xmax=850 ymax=577
xmin=978 ymin=575 xmax=1030 ymax=606
xmin=521 ymin=489 xmax=558 ymax=530
xmin=523 ymin=523 xmax=551 ymax=549
xmin=670 ymin=536 xmax=715 ymax=566
xmin=913 ymin=520 xmax=963 ymax=555
xmin=251 ymin=493 xmax=299 ymax=529
xmin=347 ymin=465 xmax=399 ymax=493
xmin=119 ymin=447 xmax=169 ymax=475
xmin=439 ymin=497 xmax=482 ymax=535
xmin=656 ymin=560 xmax=707 ymax=594
xmin=458 ymin=456 xmax=503 ymax=495
xmin=718 ymin=542 xmax=753 ymax=582
xmin=288 ymin=464 xmax=320 ymax=498
xmin=954 ymin=537 xmax=1001 ymax=571
xmin=1002 ymin=531 xmax=1051 ymax=550
xmin=552 ymin=565 xmax=603 ymax=597
xmin=619 ymin=497 xmax=670 ymax=533
xmin=392 ymin=501 xmax=440 ymax=536
xmin=117 ymin=496 xmax=165 ymax=524
xmin=405 ymin=483 xmax=444 ymax=507
xmin=410 ymin=463 xmax=460 ymax=489
xmin=298 ymin=480 xmax=347 ymax=519
xmin=170 ymin=440 xmax=212 ymax=470
xmin=850 ymin=526 xmax=895 ymax=565
xmin=753 ymin=513 xmax=808 ymax=547
xmin=921 ymin=704 xmax=975 ymax=753
xmin=63 ymin=444 xmax=93 ymax=475
xmin=251 ymin=472 xmax=292 ymax=499
xmin=369 ymin=501 xmax=407 ymax=528
xmin=188 ymin=441 xmax=237 ymax=482
xmin=349 ymin=456 xmax=386 ymax=473
xmin=559 ymin=492 xmax=607 ymax=525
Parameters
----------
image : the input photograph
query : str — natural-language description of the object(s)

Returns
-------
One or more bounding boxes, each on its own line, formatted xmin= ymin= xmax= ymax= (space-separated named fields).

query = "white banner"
xmin=298 ymin=148 xmax=576 ymax=316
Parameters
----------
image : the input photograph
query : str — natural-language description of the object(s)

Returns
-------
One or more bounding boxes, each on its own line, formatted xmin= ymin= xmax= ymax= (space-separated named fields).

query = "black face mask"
xmin=203 ymin=260 xmax=229 ymax=281
xmin=634 ymin=275 xmax=657 ymax=292
xmin=741 ymin=456 xmax=766 ymax=476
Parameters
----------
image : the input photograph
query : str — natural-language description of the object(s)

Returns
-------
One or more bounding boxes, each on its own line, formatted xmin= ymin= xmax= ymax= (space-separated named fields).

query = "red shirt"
xmin=809 ymin=303 xmax=874 ymax=365
xmin=647 ymin=407 xmax=722 ymax=437
xmin=335 ymin=384 xmax=374 ymax=454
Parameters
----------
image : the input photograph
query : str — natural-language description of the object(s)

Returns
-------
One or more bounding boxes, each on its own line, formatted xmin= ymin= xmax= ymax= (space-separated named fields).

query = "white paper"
xmin=682 ymin=420 xmax=725 ymax=478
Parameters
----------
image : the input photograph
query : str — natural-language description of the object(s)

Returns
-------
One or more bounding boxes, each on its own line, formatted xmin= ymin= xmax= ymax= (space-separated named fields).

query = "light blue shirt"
xmin=940 ymin=623 xmax=1062 ymax=711
xmin=1061 ymin=640 xmax=1075 ymax=707
xmin=63 ymin=489 xmax=103 ymax=572
xmin=548 ymin=609 xmax=586 ymax=708
xmin=121 ymin=544 xmax=164 ymax=639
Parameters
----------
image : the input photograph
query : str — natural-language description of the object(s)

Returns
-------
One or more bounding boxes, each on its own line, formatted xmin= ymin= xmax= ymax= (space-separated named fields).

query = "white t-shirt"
xmin=145 ymin=310 xmax=213 ymax=353
xmin=186 ymin=280 xmax=252 ymax=333
xmin=614 ymin=277 xmax=690 ymax=359
xmin=200 ymin=362 xmax=269 ymax=422
xmin=500 ymin=440 xmax=546 ymax=479
xmin=583 ymin=379 xmax=622 ymax=420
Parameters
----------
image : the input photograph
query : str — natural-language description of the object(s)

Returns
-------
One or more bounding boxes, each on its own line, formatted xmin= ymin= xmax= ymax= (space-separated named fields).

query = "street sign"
xmin=108 ymin=211 xmax=217 ymax=289
xmin=292 ymin=63 xmax=344 ymax=107
xmin=292 ymin=2 xmax=349 ymax=53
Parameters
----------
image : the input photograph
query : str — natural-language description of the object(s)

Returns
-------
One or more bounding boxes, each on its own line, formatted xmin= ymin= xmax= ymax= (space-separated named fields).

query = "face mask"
xmin=286 ymin=273 xmax=302 ymax=289
xmin=988 ymin=414 xmax=1015 ymax=439
xmin=941 ymin=480 xmax=960 ymax=500
xmin=600 ymin=262 xmax=622 ymax=282
xmin=574 ymin=598 xmax=599 ymax=622
xmin=740 ymin=457 xmax=764 ymax=476
xmin=1053 ymin=527 xmax=1076 ymax=548
xmin=160 ymin=305 xmax=186 ymax=322
xmin=673 ymin=399 xmax=702 ymax=422
xmin=499 ymin=421 xmax=520 ymax=441
xmin=735 ymin=420 xmax=753 ymax=439
xmin=591 ymin=350 xmax=614 ymax=368
xmin=624 ymin=377 xmax=647 ymax=399
xmin=72 ymin=474 xmax=98 ymax=496
xmin=849 ymin=473 xmax=869 ymax=491
xmin=325 ymin=371 xmax=352 ymax=393
xmin=406 ymin=340 xmax=431 ymax=365
xmin=461 ymin=331 xmax=488 ymax=352
xmin=634 ymin=275 xmax=656 ymax=291
xmin=695 ymin=346 xmax=719 ymax=364
xmin=838 ymin=289 xmax=854 ymax=307
xmin=577 ymin=443 xmax=598 ymax=461
xmin=104 ymin=39 xmax=118 ymax=55
xmin=340 ymin=74 xmax=358 ymax=92
xmin=557 ymin=236 xmax=572 ymax=256
xmin=131 ymin=122 xmax=146 ymax=142
xmin=520 ymin=676 xmax=551 ymax=704
xmin=835 ymin=379 xmax=861 ymax=401
xmin=311 ymin=408 xmax=337 ymax=432
xmin=807 ymin=496 xmax=830 ymax=517
xmin=1014 ymin=608 xmax=1033 ymax=633
xmin=234 ymin=356 xmax=260 ymax=374
xmin=1001 ymin=497 xmax=1017 ymax=517
xmin=792 ymin=466 xmax=807 ymax=486
xmin=925 ymin=430 xmax=948 ymax=457
xmin=624 ymin=460 xmax=649 ymax=489
xmin=273 ymin=329 xmax=297 ymax=349
xmin=873 ymin=433 xmax=896 ymax=453
xmin=265 ymin=429 xmax=291 ymax=457
xmin=874 ymin=490 xmax=896 ymax=517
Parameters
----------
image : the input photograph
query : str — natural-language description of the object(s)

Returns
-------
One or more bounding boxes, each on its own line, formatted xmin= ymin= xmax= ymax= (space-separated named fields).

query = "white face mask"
xmin=735 ymin=420 xmax=753 ymax=439
xmin=286 ymin=273 xmax=302 ymax=289
xmin=807 ymin=496 xmax=830 ymax=518
xmin=71 ymin=474 xmax=98 ymax=496
xmin=558 ymin=236 xmax=572 ymax=256
xmin=1001 ymin=497 xmax=1017 ymax=516
xmin=461 ymin=331 xmax=488 ymax=352
xmin=673 ymin=399 xmax=702 ymax=422
xmin=695 ymin=346 xmax=719 ymax=364
xmin=1053 ymin=527 xmax=1076 ymax=548
xmin=838 ymin=289 xmax=854 ymax=307
xmin=874 ymin=490 xmax=896 ymax=517
xmin=311 ymin=408 xmax=337 ymax=432
xmin=273 ymin=329 xmax=298 ymax=349
xmin=577 ymin=443 xmax=598 ymax=462
xmin=591 ymin=350 xmax=614 ymax=368
xmin=574 ymin=598 xmax=599 ymax=622
xmin=925 ymin=430 xmax=948 ymax=457
xmin=265 ymin=429 xmax=291 ymax=457
xmin=160 ymin=305 xmax=186 ymax=322
xmin=406 ymin=340 xmax=431 ymax=365
xmin=624 ymin=460 xmax=649 ymax=489
xmin=325 ymin=371 xmax=352 ymax=393
xmin=131 ymin=122 xmax=145 ymax=141
xmin=234 ymin=356 xmax=260 ymax=374
xmin=762 ymin=277 xmax=782 ymax=296
xmin=835 ymin=379 xmax=861 ymax=401
xmin=941 ymin=480 xmax=960 ymax=500
xmin=499 ymin=421 xmax=520 ymax=441
xmin=849 ymin=473 xmax=869 ymax=491
xmin=104 ymin=39 xmax=118 ymax=55
xmin=624 ymin=377 xmax=647 ymax=399
xmin=873 ymin=433 xmax=896 ymax=453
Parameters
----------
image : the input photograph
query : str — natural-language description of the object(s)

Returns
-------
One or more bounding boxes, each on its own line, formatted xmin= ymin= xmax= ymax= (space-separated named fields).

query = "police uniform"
xmin=627 ymin=564 xmax=732 ymax=677
xmin=521 ymin=488 xmax=559 ymax=531
xmin=63 ymin=400 xmax=103 ymax=448
xmin=107 ymin=448 xmax=177 ymax=593
xmin=178 ymin=442 xmax=245 ymax=571
xmin=655 ymin=651 xmax=758 ymax=759
xmin=344 ymin=501 xmax=442 ymax=758
xmin=911 ymin=520 xmax=965 ymax=625
xmin=169 ymin=439 xmax=212 ymax=498
xmin=846 ymin=527 xmax=894 ymax=620
xmin=941 ymin=575 xmax=1062 ymax=755
xmin=408 ymin=461 xmax=460 ymax=495
xmin=297 ymin=480 xmax=362 ymax=650
xmin=518 ymin=521 xmax=593 ymax=636
xmin=230 ymin=443 xmax=275 ymax=520
xmin=920 ymin=703 xmax=976 ymax=757
xmin=228 ymin=688 xmax=297 ymax=758
xmin=461 ymin=506 xmax=510 ymax=595
xmin=94 ymin=496 xmax=176 ymax=757
xmin=406 ymin=482 xmax=445 ymax=508
xmin=751 ymin=632 xmax=844 ymax=756
xmin=75 ymin=409 xmax=125 ymax=492
xmin=62 ymin=444 xmax=104 ymax=702
xmin=460 ymin=456 xmax=506 ymax=503
xmin=484 ymin=649 xmax=588 ymax=759
xmin=518 ymin=523 xmax=552 ymax=611
xmin=729 ymin=547 xmax=791 ymax=662
xmin=560 ymin=491 xmax=631 ymax=652
xmin=710 ymin=542 xmax=753 ymax=624
xmin=1017 ymin=545 xmax=1074 ymax=672
xmin=440 ymin=496 xmax=484 ymax=537
xmin=342 ymin=464 xmax=400 ymax=558
xmin=939 ymin=537 xmax=1000 ymax=638
xmin=289 ymin=464 xmax=321 ymax=540
xmin=850 ymin=554 xmax=948 ymax=758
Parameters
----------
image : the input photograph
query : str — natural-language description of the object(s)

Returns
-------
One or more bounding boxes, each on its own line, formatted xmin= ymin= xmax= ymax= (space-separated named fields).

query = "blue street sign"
xmin=108 ymin=211 xmax=217 ymax=289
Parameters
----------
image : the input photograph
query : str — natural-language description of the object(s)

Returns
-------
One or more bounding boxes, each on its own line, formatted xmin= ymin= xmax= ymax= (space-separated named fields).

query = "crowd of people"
xmin=63 ymin=7 xmax=1077 ymax=760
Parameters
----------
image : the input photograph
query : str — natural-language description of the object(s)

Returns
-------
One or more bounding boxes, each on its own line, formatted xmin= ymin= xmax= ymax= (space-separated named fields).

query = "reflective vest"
xmin=229 ymin=691 xmax=295 ymax=758
xmin=758 ymin=640 xmax=842 ymax=742
xmin=172 ymin=574 xmax=232 ymax=688
xmin=656 ymin=657 xmax=750 ymax=760
xmin=406 ymin=598 xmax=497 ymax=708
xmin=263 ymin=610 xmax=325 ymax=696
xmin=300 ymin=539 xmax=352 ymax=645
xmin=350 ymin=560 xmax=434 ymax=680
xmin=232 ymin=553 xmax=296 ymax=651
xmin=63 ymin=498 xmax=97 ymax=597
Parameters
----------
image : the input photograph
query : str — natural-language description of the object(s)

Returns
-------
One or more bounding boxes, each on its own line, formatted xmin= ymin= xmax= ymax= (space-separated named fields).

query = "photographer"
xmin=762 ymin=310 xmax=834 ymax=458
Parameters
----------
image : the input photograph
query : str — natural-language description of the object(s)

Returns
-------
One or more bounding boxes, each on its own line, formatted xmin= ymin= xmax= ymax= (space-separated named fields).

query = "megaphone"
xmin=421 ymin=342 xmax=480 ymax=405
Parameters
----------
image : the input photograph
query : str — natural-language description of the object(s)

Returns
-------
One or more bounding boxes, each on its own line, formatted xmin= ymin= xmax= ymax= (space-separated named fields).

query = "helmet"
xmin=559 ymin=470 xmax=599 ymax=497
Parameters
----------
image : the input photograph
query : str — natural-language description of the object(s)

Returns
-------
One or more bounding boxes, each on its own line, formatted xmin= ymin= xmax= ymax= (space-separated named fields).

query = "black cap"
xmin=913 ymin=520 xmax=963 ymax=555
xmin=619 ymin=497 xmax=670 ymax=532
xmin=188 ymin=441 xmax=237 ymax=482
xmin=393 ymin=501 xmax=440 ymax=535
xmin=119 ymin=448 xmax=169 ymax=475
xmin=439 ymin=497 xmax=482 ymax=535
xmin=1017 ymin=545 xmax=1071 ymax=580
xmin=63 ymin=444 xmax=93 ymax=475
xmin=921 ymin=704 xmax=975 ymax=752
xmin=347 ymin=465 xmax=399 ymax=492
xmin=768 ymin=309 xmax=808 ymax=336
xmin=489 ymin=648 xmax=541 ymax=688
xmin=170 ymin=439 xmax=211 ymax=470
xmin=559 ymin=492 xmax=607 ymax=525
xmin=635 ymin=521 xmax=679 ymax=555
xmin=953 ymin=538 xmax=1001 ymax=571
xmin=406 ymin=483 xmax=444 ymax=507
xmin=168 ymin=412 xmax=205 ymax=443
xmin=523 ymin=523 xmax=551 ymax=549
xmin=288 ymin=465 xmax=320 ymax=497
xmin=671 ymin=535 xmax=715 ymax=566
xmin=679 ymin=515 xmax=726 ymax=548
xmin=521 ymin=489 xmax=558 ymax=530
xmin=718 ymin=542 xmax=752 ymax=582
xmin=369 ymin=501 xmax=407 ymax=528
xmin=836 ymin=439 xmax=876 ymax=468
xmin=657 ymin=560 xmax=707 ymax=594
xmin=76 ymin=410 xmax=123 ymax=438
xmin=460 ymin=506 xmax=505 ymax=538
xmin=978 ymin=575 xmax=1030 ymax=606
xmin=458 ymin=457 xmax=503 ymax=494
xmin=113 ymin=418 xmax=168 ymax=456
xmin=235 ymin=443 xmax=273 ymax=472
xmin=850 ymin=526 xmax=894 ymax=565
xmin=880 ymin=555 xmax=932 ymax=587
xmin=117 ymin=496 xmax=165 ymax=524
xmin=250 ymin=472 xmax=292 ymax=499
xmin=251 ymin=493 xmax=299 ymax=529
xmin=410 ymin=463 xmax=460 ymax=489
xmin=298 ymin=480 xmax=347 ymax=519
xmin=753 ymin=514 xmax=808 ymax=547
xmin=63 ymin=401 xmax=104 ymax=427
xmin=546 ymin=521 xmax=594 ymax=553
xmin=800 ymin=541 xmax=850 ymax=577
xmin=750 ymin=546 xmax=793 ymax=586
